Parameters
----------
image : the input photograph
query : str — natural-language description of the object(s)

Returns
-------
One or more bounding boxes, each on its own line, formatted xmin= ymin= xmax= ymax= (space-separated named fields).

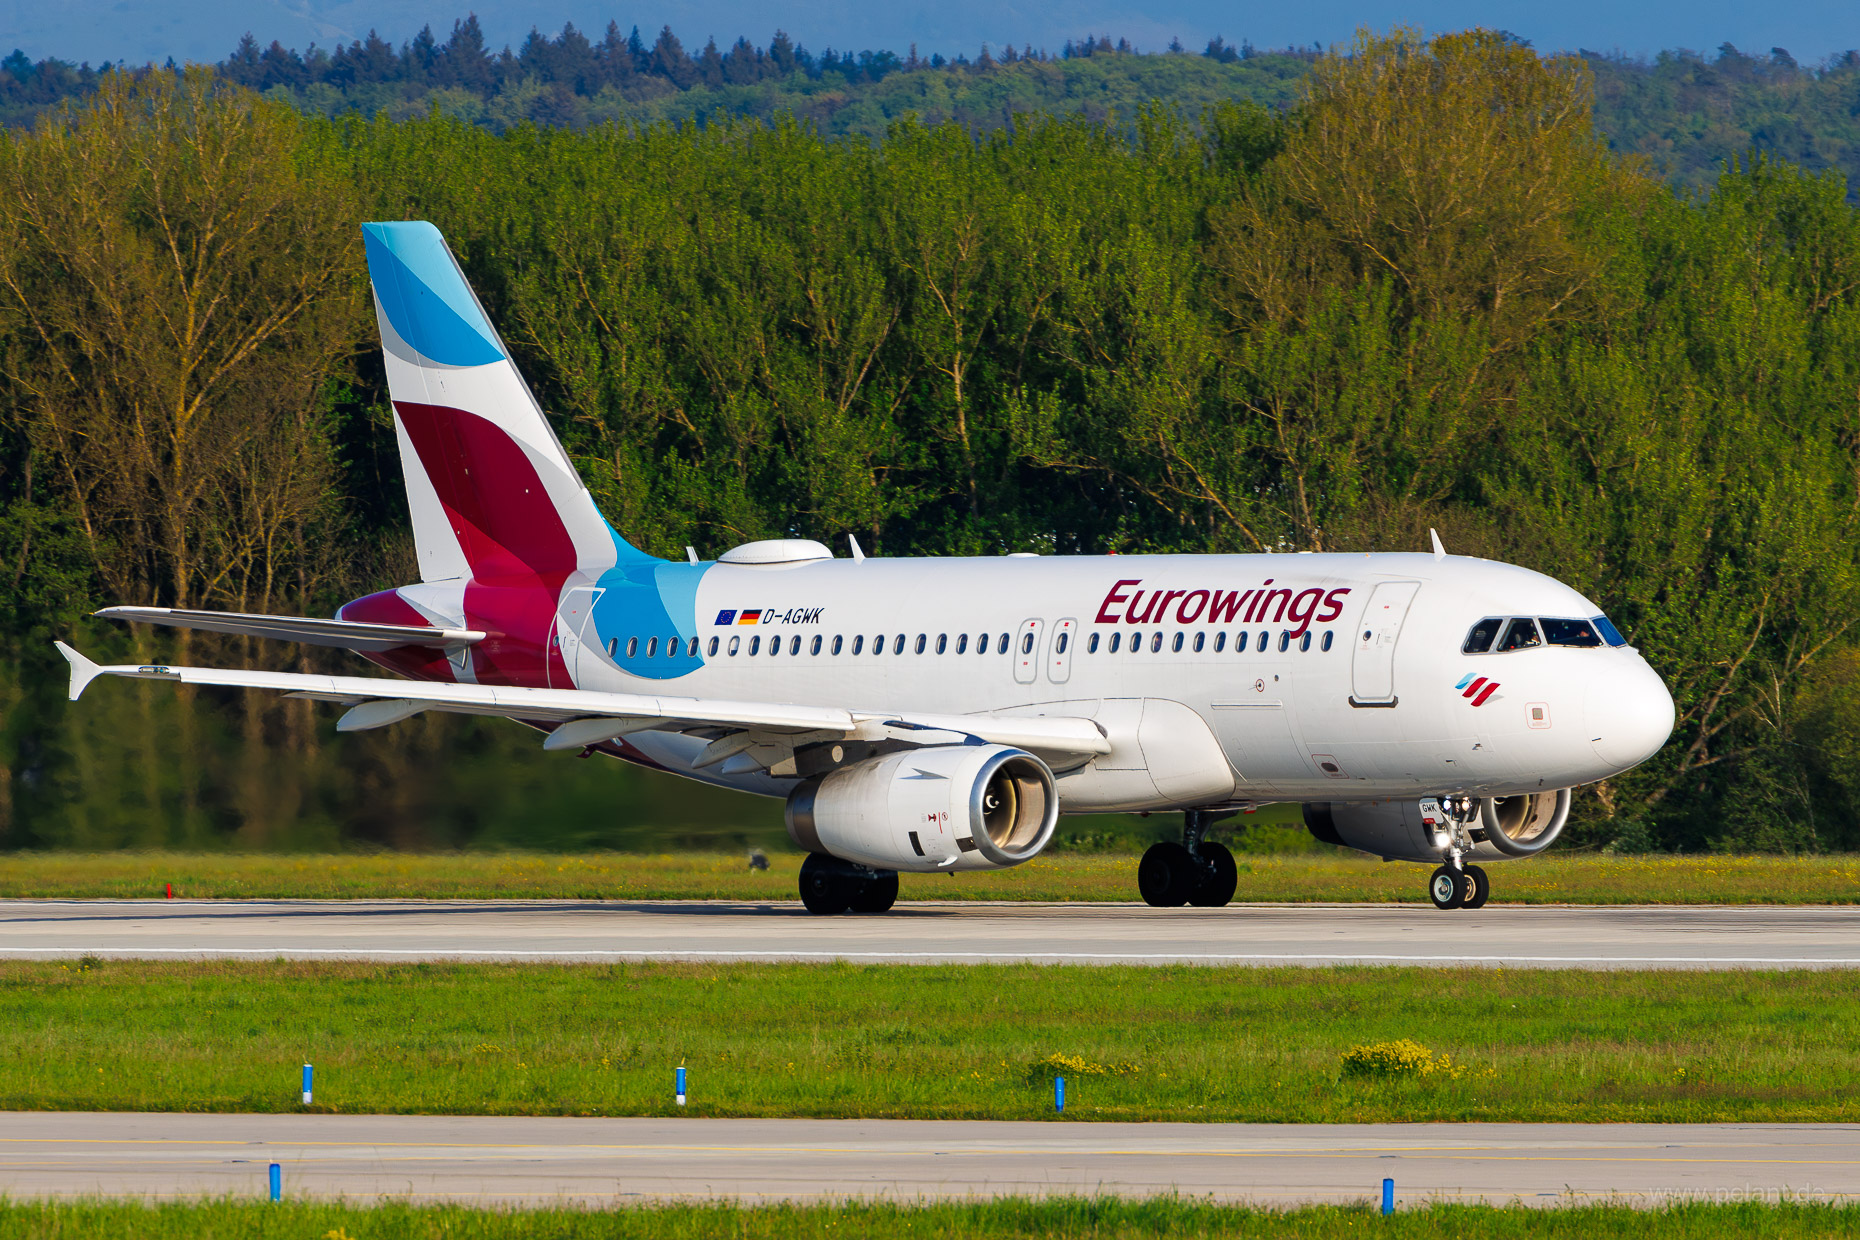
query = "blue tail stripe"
xmin=363 ymin=222 xmax=505 ymax=367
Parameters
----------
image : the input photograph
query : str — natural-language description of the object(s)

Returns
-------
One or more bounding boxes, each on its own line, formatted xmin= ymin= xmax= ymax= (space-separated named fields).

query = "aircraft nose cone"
xmin=1586 ymin=657 xmax=1676 ymax=772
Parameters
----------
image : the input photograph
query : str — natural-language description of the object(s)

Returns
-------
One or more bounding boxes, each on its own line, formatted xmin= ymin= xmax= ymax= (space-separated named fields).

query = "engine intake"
xmin=786 ymin=744 xmax=1058 ymax=873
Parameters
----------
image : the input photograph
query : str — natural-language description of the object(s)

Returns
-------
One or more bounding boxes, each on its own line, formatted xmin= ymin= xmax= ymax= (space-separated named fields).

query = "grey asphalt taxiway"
xmin=1 ymin=898 xmax=1857 ymax=968
xmin=1 ymin=1114 xmax=1853 ymax=1206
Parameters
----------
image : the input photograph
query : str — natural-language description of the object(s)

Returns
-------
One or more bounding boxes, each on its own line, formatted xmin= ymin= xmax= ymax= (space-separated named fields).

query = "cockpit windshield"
xmin=1496 ymin=618 xmax=1541 ymax=652
xmin=1541 ymin=618 xmax=1602 ymax=648
xmin=1463 ymin=614 xmax=1630 ymax=652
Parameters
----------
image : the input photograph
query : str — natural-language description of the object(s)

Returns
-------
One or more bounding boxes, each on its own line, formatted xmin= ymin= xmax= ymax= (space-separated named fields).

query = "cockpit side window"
xmin=1496 ymin=618 xmax=1542 ymax=652
xmin=1592 ymin=615 xmax=1628 ymax=647
xmin=1541 ymin=618 xmax=1603 ymax=648
xmin=1462 ymin=617 xmax=1502 ymax=654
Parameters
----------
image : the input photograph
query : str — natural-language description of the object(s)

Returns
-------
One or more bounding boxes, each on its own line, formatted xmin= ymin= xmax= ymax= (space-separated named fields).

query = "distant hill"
xmin=2 ymin=22 xmax=1857 ymax=195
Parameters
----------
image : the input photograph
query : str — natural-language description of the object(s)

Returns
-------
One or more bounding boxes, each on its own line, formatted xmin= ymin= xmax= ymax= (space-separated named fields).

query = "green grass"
xmin=5 ymin=959 xmax=1858 ymax=1123
xmin=5 ymin=849 xmax=1860 ymax=903
xmin=0 ymin=1199 xmax=1856 ymax=1238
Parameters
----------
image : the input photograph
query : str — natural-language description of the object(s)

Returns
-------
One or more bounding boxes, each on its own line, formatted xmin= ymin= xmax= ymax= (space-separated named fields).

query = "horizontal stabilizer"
xmin=97 ymin=606 xmax=483 ymax=653
xmin=53 ymin=641 xmax=104 ymax=701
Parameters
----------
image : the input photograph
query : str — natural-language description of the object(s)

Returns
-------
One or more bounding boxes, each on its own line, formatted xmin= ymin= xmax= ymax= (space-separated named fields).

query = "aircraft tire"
xmin=1464 ymin=864 xmax=1490 ymax=909
xmin=1138 ymin=842 xmax=1197 ymax=907
xmin=1428 ymin=865 xmax=1466 ymax=910
xmin=849 ymin=870 xmax=900 ymax=914
xmin=1188 ymin=841 xmax=1238 ymax=907
xmin=799 ymin=853 xmax=852 ymax=915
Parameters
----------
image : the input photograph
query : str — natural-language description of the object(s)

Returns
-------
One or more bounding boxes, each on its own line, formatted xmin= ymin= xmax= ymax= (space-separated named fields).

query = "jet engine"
xmin=1304 ymin=789 xmax=1571 ymax=863
xmin=785 ymin=744 xmax=1058 ymax=873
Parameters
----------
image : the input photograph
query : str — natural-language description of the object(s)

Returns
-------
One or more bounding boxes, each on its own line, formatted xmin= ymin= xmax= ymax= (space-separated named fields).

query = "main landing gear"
xmin=799 ymin=853 xmax=899 ymax=915
xmin=1423 ymin=795 xmax=1490 ymax=910
xmin=1138 ymin=810 xmax=1239 ymax=907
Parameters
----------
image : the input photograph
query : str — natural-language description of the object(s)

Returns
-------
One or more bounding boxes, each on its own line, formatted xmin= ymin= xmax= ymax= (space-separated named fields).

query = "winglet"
xmin=1429 ymin=528 xmax=1447 ymax=561
xmin=54 ymin=641 xmax=105 ymax=701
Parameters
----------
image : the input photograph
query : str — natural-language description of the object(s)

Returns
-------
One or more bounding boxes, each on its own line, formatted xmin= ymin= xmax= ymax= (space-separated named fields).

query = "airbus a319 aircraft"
xmin=57 ymin=223 xmax=1676 ymax=914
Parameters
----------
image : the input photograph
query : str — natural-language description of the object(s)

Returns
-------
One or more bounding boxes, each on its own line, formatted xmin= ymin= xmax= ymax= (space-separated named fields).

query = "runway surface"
xmin=2 ymin=899 xmax=1857 ymax=968
xmin=1 ymin=1114 xmax=1852 ymax=1206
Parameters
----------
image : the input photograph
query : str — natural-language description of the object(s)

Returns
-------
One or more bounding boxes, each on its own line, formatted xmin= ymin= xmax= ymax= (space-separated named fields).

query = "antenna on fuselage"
xmin=686 ymin=546 xmax=699 ymax=565
xmin=1429 ymin=528 xmax=1447 ymax=561
xmin=848 ymin=535 xmax=866 ymax=563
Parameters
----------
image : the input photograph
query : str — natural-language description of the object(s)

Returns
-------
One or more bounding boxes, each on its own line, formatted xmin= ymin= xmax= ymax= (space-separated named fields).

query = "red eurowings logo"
xmin=1456 ymin=674 xmax=1500 ymax=706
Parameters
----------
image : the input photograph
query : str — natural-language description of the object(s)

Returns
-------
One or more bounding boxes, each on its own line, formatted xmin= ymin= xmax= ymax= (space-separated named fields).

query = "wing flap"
xmin=96 ymin=606 xmax=484 ymax=653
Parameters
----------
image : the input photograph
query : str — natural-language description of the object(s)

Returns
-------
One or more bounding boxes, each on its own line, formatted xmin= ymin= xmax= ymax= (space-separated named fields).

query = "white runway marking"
xmin=2 ymin=899 xmax=1858 ymax=969
xmin=0 ymin=1114 xmax=1855 ymax=1206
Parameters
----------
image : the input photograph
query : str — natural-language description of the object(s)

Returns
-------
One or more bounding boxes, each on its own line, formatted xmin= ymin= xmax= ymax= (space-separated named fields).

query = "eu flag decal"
xmin=714 ymin=609 xmax=737 ymax=626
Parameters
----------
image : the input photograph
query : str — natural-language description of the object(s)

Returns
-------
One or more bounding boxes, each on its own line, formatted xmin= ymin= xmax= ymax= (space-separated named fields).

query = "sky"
xmin=3 ymin=0 xmax=1858 ymax=68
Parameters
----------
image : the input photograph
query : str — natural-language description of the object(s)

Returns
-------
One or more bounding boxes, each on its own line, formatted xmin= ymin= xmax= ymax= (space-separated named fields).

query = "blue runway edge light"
xmin=1055 ymin=1076 xmax=1065 ymax=1112
xmin=268 ymin=1162 xmax=281 ymax=1202
xmin=676 ymin=1066 xmax=687 ymax=1107
xmin=1382 ymin=1177 xmax=1394 ymax=1215
xmin=301 ymin=1063 xmax=313 ymax=1106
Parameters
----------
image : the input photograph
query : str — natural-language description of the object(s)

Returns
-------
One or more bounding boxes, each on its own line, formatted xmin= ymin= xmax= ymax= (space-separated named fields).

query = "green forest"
xmin=3 ymin=27 xmax=1860 ymax=856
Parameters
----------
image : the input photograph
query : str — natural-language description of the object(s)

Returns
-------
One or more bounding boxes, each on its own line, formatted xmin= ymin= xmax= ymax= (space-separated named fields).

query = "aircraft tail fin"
xmin=361 ymin=221 xmax=654 ymax=582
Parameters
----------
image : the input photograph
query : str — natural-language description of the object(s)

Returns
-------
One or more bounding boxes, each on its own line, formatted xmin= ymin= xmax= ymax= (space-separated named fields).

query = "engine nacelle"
xmin=785 ymin=744 xmax=1058 ymax=873
xmin=1304 ymin=789 xmax=1571 ymax=863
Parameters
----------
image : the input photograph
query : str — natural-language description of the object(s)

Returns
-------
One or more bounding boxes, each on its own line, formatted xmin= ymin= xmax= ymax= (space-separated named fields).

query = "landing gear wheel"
xmin=1139 ymin=842 xmax=1197 ymax=907
xmin=1463 ymin=864 xmax=1490 ymax=910
xmin=1428 ymin=865 xmax=1467 ymax=910
xmin=799 ymin=854 xmax=851 ymax=915
xmin=849 ymin=870 xmax=900 ymax=914
xmin=1188 ymin=841 xmax=1238 ymax=907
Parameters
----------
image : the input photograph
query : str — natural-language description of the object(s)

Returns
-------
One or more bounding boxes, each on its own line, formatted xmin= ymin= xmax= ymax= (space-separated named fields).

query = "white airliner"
xmin=56 ymin=222 xmax=1676 ymax=914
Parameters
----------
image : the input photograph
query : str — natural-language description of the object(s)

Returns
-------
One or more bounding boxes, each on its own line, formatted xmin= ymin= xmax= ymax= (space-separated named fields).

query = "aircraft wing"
xmin=51 ymin=643 xmax=1111 ymax=762
xmin=96 ymin=606 xmax=483 ymax=653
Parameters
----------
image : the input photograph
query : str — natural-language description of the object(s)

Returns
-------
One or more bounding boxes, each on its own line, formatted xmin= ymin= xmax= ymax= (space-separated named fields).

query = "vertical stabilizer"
xmin=361 ymin=221 xmax=653 ymax=582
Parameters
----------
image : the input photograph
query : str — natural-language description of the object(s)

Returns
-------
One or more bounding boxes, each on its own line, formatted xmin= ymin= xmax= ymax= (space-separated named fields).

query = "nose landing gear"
xmin=1138 ymin=810 xmax=1239 ymax=907
xmin=1422 ymin=796 xmax=1492 ymax=910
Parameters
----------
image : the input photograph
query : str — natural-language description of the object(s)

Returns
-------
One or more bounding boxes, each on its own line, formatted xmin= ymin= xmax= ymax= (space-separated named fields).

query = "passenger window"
xmin=1322 ymin=631 xmax=1333 ymax=652
xmin=1541 ymin=618 xmax=1602 ymax=648
xmin=607 ymin=638 xmax=618 ymax=658
xmin=997 ymin=632 xmax=1009 ymax=653
xmin=811 ymin=635 xmax=822 ymax=656
xmin=1497 ymin=618 xmax=1541 ymax=652
xmin=748 ymin=636 xmax=760 ymax=656
xmin=687 ymin=636 xmax=699 ymax=657
xmin=1056 ymin=633 xmax=1069 ymax=654
xmin=1257 ymin=630 xmax=1267 ymax=651
xmin=1463 ymin=617 xmax=1502 ymax=654
xmin=1021 ymin=632 xmax=1034 ymax=655
xmin=853 ymin=635 xmax=865 ymax=655
xmin=1300 ymin=632 xmax=1311 ymax=652
xmin=1193 ymin=632 xmax=1205 ymax=653
xmin=957 ymin=634 xmax=968 ymax=654
xmin=706 ymin=636 xmax=718 ymax=657
xmin=1087 ymin=633 xmax=1099 ymax=654
xmin=789 ymin=636 xmax=800 ymax=655
xmin=915 ymin=634 xmax=926 ymax=654
xmin=1150 ymin=632 xmax=1163 ymax=653
xmin=1214 ymin=632 xmax=1226 ymax=652
xmin=768 ymin=636 xmax=779 ymax=656
xmin=1593 ymin=615 xmax=1628 ymax=648
xmin=1109 ymin=632 xmax=1122 ymax=653
xmin=936 ymin=634 xmax=947 ymax=654
xmin=1171 ymin=632 xmax=1184 ymax=653
xmin=1129 ymin=631 xmax=1140 ymax=651
xmin=1234 ymin=631 xmax=1247 ymax=653
xmin=626 ymin=637 xmax=638 ymax=659
xmin=832 ymin=635 xmax=843 ymax=655
xmin=872 ymin=635 xmax=885 ymax=655
xmin=1278 ymin=631 xmax=1290 ymax=653
xmin=896 ymin=633 xmax=906 ymax=654
xmin=727 ymin=636 xmax=740 ymax=656
xmin=645 ymin=637 xmax=658 ymax=658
